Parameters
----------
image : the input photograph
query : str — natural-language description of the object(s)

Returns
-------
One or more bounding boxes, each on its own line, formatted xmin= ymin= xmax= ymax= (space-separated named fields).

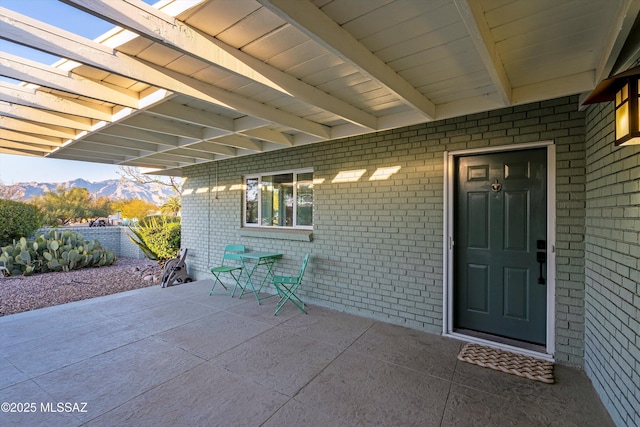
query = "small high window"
xmin=244 ymin=169 xmax=313 ymax=229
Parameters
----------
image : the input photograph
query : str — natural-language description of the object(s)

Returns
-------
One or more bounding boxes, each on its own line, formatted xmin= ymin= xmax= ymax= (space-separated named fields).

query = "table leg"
xmin=239 ymin=258 xmax=261 ymax=303
xmin=239 ymin=258 xmax=279 ymax=304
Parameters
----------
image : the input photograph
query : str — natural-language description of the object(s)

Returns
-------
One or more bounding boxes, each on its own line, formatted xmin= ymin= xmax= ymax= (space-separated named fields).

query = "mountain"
xmin=1 ymin=179 xmax=175 ymax=205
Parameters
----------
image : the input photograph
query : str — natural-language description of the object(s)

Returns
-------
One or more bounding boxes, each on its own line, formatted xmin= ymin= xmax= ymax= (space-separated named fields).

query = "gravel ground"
xmin=0 ymin=258 xmax=162 ymax=317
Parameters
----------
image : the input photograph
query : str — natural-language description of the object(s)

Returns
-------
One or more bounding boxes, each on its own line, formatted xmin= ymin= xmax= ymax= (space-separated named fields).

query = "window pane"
xmin=245 ymin=178 xmax=259 ymax=224
xmin=297 ymin=172 xmax=313 ymax=226
xmin=261 ymin=174 xmax=293 ymax=226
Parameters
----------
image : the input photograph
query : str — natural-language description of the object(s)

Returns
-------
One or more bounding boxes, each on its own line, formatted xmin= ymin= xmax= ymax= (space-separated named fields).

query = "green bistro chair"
xmin=272 ymin=253 xmax=310 ymax=315
xmin=209 ymin=245 xmax=245 ymax=296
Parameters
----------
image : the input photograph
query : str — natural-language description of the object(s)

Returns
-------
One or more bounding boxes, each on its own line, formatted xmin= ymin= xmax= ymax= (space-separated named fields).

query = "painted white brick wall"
xmin=182 ymin=95 xmax=587 ymax=365
xmin=584 ymin=101 xmax=640 ymax=427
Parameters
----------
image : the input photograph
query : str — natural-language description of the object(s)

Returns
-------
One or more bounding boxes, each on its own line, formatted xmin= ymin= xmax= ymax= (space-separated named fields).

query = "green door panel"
xmin=454 ymin=148 xmax=547 ymax=345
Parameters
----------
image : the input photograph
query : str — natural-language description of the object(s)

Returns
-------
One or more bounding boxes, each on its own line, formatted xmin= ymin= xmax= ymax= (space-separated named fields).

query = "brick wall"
xmin=182 ymin=95 xmax=587 ymax=364
xmin=584 ymin=102 xmax=640 ymax=426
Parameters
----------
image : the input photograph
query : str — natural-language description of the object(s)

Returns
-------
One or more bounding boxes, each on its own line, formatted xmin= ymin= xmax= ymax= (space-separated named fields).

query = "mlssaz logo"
xmin=40 ymin=402 xmax=88 ymax=413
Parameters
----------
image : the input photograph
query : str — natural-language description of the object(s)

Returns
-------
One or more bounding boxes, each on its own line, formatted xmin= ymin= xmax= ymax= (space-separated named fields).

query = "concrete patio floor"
xmin=0 ymin=279 xmax=613 ymax=426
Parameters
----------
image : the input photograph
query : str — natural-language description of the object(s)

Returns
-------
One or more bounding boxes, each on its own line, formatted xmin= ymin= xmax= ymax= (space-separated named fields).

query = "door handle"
xmin=536 ymin=239 xmax=546 ymax=284
xmin=536 ymin=251 xmax=546 ymax=285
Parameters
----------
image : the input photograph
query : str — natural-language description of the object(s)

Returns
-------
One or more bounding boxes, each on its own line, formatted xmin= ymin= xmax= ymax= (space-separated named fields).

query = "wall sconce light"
xmin=584 ymin=66 xmax=640 ymax=146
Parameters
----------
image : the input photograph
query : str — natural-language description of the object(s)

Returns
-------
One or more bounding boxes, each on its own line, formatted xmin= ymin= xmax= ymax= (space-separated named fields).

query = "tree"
xmin=30 ymin=186 xmax=114 ymax=225
xmin=118 ymin=166 xmax=182 ymax=195
xmin=160 ymin=195 xmax=181 ymax=216
xmin=112 ymin=198 xmax=157 ymax=220
xmin=91 ymin=196 xmax=113 ymax=219
xmin=32 ymin=186 xmax=93 ymax=225
xmin=118 ymin=166 xmax=182 ymax=220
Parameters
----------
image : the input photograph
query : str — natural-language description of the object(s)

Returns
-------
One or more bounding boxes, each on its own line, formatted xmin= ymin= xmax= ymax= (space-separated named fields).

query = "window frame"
xmin=243 ymin=168 xmax=314 ymax=230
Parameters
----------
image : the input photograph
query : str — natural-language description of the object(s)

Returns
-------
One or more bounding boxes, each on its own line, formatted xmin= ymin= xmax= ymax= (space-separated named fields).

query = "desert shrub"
xmin=0 ymin=199 xmax=43 ymax=246
xmin=0 ymin=230 xmax=116 ymax=276
xmin=127 ymin=216 xmax=181 ymax=262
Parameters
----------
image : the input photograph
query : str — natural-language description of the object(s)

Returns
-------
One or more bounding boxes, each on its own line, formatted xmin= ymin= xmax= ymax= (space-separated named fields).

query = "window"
xmin=244 ymin=169 xmax=313 ymax=229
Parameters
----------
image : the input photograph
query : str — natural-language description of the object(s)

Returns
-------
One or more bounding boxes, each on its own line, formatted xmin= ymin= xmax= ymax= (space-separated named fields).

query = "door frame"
xmin=443 ymin=141 xmax=556 ymax=361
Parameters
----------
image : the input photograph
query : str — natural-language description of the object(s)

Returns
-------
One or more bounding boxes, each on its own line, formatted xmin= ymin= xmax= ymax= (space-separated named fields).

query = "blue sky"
xmin=0 ymin=0 xmax=152 ymax=184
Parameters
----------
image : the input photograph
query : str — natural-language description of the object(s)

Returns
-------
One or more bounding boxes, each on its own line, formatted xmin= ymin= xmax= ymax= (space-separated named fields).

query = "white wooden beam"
xmin=49 ymin=147 xmax=126 ymax=162
xmin=258 ymin=0 xmax=436 ymax=120
xmin=595 ymin=0 xmax=640 ymax=80
xmin=0 ymin=139 xmax=55 ymax=153
xmin=0 ymin=82 xmax=113 ymax=121
xmin=99 ymin=125 xmax=181 ymax=147
xmin=0 ymin=52 xmax=140 ymax=108
xmin=234 ymin=115 xmax=271 ymax=132
xmin=145 ymin=101 xmax=234 ymax=130
xmin=73 ymin=141 xmax=144 ymax=158
xmin=512 ymin=71 xmax=595 ymax=106
xmin=61 ymin=0 xmax=285 ymax=93
xmin=183 ymin=141 xmax=236 ymax=157
xmin=0 ymin=115 xmax=76 ymax=139
xmin=133 ymin=152 xmax=199 ymax=165
xmin=81 ymin=134 xmax=160 ymax=152
xmin=210 ymin=135 xmax=262 ymax=152
xmin=0 ymin=147 xmax=44 ymax=157
xmin=0 ymin=128 xmax=63 ymax=147
xmin=0 ymin=101 xmax=93 ymax=131
xmin=160 ymin=147 xmax=216 ymax=161
xmin=121 ymin=114 xmax=203 ymax=139
xmin=240 ymin=127 xmax=293 ymax=147
xmin=62 ymin=0 xmax=378 ymax=129
xmin=453 ymin=0 xmax=512 ymax=106
xmin=0 ymin=7 xmax=331 ymax=139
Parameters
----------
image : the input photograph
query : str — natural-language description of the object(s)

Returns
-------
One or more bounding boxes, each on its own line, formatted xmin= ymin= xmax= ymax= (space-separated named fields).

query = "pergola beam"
xmin=0 ymin=101 xmax=93 ymax=131
xmin=0 ymin=128 xmax=63 ymax=147
xmin=453 ymin=0 xmax=512 ymax=106
xmin=0 ymin=115 xmax=76 ymax=139
xmin=0 ymin=139 xmax=55 ymax=153
xmin=0 ymin=82 xmax=113 ymax=121
xmin=145 ymin=101 xmax=234 ymax=131
xmin=0 ymin=53 xmax=140 ymax=108
xmin=258 ymin=0 xmax=436 ymax=120
xmin=62 ymin=0 xmax=378 ymax=130
xmin=0 ymin=7 xmax=331 ymax=139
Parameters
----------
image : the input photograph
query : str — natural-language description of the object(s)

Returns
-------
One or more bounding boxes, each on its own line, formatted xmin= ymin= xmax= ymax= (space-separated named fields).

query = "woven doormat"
xmin=457 ymin=343 xmax=554 ymax=384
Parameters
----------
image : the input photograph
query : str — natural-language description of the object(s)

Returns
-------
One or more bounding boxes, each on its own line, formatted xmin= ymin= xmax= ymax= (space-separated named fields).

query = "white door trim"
xmin=442 ymin=141 xmax=556 ymax=361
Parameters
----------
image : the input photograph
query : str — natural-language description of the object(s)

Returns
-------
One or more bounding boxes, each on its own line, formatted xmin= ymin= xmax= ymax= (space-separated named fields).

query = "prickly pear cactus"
xmin=0 ymin=230 xmax=116 ymax=276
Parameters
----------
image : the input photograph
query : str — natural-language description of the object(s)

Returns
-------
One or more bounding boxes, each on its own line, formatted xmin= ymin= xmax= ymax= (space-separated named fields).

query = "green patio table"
xmin=238 ymin=252 xmax=283 ymax=303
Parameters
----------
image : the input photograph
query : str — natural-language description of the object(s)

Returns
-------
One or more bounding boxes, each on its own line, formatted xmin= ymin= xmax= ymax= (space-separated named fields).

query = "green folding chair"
xmin=272 ymin=253 xmax=310 ymax=315
xmin=209 ymin=245 xmax=245 ymax=296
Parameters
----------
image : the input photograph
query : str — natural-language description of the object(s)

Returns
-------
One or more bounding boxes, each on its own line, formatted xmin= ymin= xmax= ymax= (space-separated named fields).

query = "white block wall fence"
xmin=37 ymin=227 xmax=145 ymax=259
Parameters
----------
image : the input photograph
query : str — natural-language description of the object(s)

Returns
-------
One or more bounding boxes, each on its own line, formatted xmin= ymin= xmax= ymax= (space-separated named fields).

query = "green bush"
xmin=127 ymin=216 xmax=181 ymax=262
xmin=0 ymin=199 xmax=43 ymax=247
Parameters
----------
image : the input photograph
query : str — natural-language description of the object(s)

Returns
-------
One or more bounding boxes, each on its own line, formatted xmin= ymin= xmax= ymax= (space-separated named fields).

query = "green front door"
xmin=454 ymin=148 xmax=547 ymax=345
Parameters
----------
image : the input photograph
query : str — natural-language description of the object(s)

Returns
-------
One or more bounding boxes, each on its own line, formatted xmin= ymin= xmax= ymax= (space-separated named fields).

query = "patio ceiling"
xmin=1 ymin=0 xmax=639 ymax=176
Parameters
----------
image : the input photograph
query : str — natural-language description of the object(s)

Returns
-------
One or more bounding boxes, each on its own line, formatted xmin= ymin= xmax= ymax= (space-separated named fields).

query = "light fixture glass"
xmin=584 ymin=68 xmax=640 ymax=147
xmin=614 ymin=78 xmax=640 ymax=146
